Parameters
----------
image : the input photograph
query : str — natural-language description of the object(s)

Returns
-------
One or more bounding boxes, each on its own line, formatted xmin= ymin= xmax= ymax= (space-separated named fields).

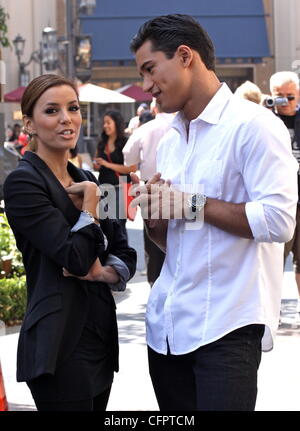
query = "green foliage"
xmin=0 ymin=275 xmax=27 ymax=324
xmin=0 ymin=212 xmax=25 ymax=278
xmin=0 ymin=6 xmax=10 ymax=48
xmin=0 ymin=212 xmax=26 ymax=324
xmin=0 ymin=212 xmax=15 ymax=257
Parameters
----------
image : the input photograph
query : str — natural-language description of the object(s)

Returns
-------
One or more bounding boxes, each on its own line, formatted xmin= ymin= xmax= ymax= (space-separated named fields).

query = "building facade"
xmin=0 ymin=0 xmax=300 ymax=128
xmin=79 ymin=0 xmax=275 ymax=94
xmin=0 ymin=0 xmax=57 ymax=125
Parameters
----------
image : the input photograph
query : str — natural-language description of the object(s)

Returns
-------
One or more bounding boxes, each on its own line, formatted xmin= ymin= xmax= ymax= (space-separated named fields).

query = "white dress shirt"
xmin=123 ymin=113 xmax=173 ymax=181
xmin=147 ymin=83 xmax=298 ymax=355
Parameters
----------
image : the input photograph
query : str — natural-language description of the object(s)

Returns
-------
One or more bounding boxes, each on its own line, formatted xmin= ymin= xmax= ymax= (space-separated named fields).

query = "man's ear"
xmin=177 ymin=45 xmax=193 ymax=68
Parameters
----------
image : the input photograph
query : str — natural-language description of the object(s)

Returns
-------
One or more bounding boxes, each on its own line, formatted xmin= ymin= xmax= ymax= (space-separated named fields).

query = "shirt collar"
xmin=172 ymin=82 xmax=233 ymax=132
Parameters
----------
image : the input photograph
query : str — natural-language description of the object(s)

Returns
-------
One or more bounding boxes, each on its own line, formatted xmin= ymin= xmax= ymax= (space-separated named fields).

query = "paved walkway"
xmin=0 ymin=213 xmax=299 ymax=411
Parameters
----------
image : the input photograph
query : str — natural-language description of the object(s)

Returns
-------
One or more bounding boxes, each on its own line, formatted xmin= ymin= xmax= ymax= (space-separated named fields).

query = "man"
xmin=270 ymin=71 xmax=300 ymax=313
xmin=129 ymin=14 xmax=298 ymax=411
xmin=125 ymin=103 xmax=148 ymax=135
xmin=123 ymin=100 xmax=173 ymax=286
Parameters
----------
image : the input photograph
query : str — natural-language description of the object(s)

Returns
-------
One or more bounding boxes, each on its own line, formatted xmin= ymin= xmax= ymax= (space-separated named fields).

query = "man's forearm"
xmin=204 ymin=198 xmax=253 ymax=239
xmin=144 ymin=219 xmax=168 ymax=252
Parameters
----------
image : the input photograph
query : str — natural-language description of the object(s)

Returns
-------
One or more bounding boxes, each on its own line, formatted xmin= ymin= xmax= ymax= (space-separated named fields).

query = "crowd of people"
xmin=2 ymin=13 xmax=300 ymax=412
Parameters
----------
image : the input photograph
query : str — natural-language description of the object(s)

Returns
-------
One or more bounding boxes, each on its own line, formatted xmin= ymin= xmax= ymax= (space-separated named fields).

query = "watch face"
xmin=192 ymin=193 xmax=206 ymax=211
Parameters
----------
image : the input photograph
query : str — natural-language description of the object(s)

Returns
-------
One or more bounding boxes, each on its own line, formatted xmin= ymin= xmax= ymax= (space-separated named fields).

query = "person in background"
xmin=125 ymin=103 xmax=148 ymax=135
xmin=5 ymin=125 xmax=13 ymax=141
xmin=123 ymin=99 xmax=173 ymax=286
xmin=129 ymin=13 xmax=298 ymax=411
xmin=93 ymin=110 xmax=137 ymax=234
xmin=138 ymin=109 xmax=154 ymax=126
xmin=8 ymin=123 xmax=21 ymax=144
xmin=234 ymin=80 xmax=262 ymax=104
xmin=270 ymin=71 xmax=300 ymax=314
xmin=3 ymin=74 xmax=136 ymax=411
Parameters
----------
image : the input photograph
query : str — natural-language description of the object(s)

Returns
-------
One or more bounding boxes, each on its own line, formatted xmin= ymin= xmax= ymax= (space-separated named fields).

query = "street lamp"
xmin=13 ymin=28 xmax=60 ymax=87
xmin=13 ymin=34 xmax=43 ymax=87
xmin=12 ymin=34 xmax=25 ymax=61
xmin=65 ymin=0 xmax=96 ymax=79
xmin=78 ymin=0 xmax=97 ymax=15
xmin=42 ymin=27 xmax=58 ymax=71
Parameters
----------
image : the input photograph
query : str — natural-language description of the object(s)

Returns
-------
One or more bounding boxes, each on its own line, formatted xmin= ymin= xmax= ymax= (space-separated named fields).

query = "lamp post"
xmin=78 ymin=0 xmax=96 ymax=15
xmin=12 ymin=1 xmax=96 ymax=85
xmin=42 ymin=27 xmax=58 ymax=71
xmin=65 ymin=0 xmax=96 ymax=80
xmin=13 ymin=34 xmax=43 ymax=87
xmin=13 ymin=28 xmax=59 ymax=87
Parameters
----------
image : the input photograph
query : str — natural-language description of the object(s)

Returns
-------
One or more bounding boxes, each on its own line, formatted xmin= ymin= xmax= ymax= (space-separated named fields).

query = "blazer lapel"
xmin=21 ymin=152 xmax=82 ymax=226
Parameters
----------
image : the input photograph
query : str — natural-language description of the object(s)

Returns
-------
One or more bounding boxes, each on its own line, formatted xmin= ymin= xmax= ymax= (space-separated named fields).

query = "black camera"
xmin=264 ymin=96 xmax=288 ymax=108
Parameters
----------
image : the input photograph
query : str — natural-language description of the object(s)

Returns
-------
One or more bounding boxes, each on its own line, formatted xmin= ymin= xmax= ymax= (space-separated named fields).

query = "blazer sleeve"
xmin=81 ymin=170 xmax=137 ymax=279
xmin=107 ymin=219 xmax=137 ymax=280
xmin=3 ymin=167 xmax=106 ymax=276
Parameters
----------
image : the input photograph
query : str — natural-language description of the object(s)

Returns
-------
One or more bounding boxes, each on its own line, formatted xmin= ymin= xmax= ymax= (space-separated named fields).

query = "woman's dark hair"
xmin=130 ymin=14 xmax=215 ymax=71
xmin=100 ymin=110 xmax=126 ymax=148
xmin=69 ymin=145 xmax=78 ymax=158
xmin=21 ymin=73 xmax=79 ymax=117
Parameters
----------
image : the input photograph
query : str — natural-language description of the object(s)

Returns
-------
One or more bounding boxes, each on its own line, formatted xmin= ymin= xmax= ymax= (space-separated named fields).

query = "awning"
xmin=78 ymin=83 xmax=135 ymax=103
xmin=115 ymin=84 xmax=152 ymax=102
xmin=4 ymin=86 xmax=26 ymax=102
xmin=80 ymin=0 xmax=270 ymax=63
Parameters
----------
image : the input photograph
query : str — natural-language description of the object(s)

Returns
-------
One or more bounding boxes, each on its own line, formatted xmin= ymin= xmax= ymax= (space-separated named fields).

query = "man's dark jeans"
xmin=148 ymin=324 xmax=264 ymax=411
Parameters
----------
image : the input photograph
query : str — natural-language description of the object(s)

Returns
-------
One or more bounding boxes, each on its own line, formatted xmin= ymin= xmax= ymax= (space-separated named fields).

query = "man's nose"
xmin=142 ymin=76 xmax=154 ymax=94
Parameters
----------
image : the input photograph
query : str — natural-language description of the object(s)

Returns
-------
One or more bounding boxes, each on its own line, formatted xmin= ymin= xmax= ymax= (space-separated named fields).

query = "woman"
xmin=93 ymin=110 xmax=137 ymax=233
xmin=3 ymin=74 xmax=136 ymax=411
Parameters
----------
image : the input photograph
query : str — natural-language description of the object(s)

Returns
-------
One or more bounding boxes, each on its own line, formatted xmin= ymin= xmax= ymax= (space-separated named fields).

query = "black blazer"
xmin=3 ymin=151 xmax=136 ymax=382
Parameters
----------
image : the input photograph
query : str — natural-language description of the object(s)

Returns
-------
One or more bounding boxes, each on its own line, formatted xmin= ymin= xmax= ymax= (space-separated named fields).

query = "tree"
xmin=0 ymin=6 xmax=9 ymax=49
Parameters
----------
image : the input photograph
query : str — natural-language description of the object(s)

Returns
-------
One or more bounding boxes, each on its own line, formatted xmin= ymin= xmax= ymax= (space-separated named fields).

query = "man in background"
xmin=123 ymin=99 xmax=173 ymax=286
xmin=270 ymin=71 xmax=300 ymax=313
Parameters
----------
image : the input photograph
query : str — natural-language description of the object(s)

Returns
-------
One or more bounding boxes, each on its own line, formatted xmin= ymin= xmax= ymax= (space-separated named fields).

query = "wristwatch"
xmin=187 ymin=193 xmax=207 ymax=213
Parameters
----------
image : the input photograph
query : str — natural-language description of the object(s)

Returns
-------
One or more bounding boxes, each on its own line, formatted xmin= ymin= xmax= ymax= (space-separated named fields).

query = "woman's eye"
xmin=70 ymin=105 xmax=80 ymax=112
xmin=45 ymin=108 xmax=57 ymax=114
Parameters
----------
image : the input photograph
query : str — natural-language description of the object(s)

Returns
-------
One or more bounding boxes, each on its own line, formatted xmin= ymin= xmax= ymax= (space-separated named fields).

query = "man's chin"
xmin=278 ymin=108 xmax=295 ymax=116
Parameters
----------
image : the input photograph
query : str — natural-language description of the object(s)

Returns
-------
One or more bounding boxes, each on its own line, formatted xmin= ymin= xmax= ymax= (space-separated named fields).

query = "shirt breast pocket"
xmin=190 ymin=160 xmax=223 ymax=199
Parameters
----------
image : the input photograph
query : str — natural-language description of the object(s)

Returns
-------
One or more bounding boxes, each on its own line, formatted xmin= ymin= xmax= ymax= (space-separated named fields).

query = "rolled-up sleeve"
xmin=241 ymin=112 xmax=298 ymax=243
xmin=106 ymin=254 xmax=130 ymax=292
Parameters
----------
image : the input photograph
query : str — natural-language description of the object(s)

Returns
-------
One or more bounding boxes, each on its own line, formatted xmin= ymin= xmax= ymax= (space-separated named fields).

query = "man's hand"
xmin=130 ymin=172 xmax=188 ymax=224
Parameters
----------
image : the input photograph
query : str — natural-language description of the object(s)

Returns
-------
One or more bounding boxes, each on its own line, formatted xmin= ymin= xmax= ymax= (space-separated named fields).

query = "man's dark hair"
xmin=130 ymin=14 xmax=215 ymax=71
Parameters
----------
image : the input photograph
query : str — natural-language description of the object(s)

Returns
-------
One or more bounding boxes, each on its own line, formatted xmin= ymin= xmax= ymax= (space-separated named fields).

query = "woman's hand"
xmin=63 ymin=258 xmax=119 ymax=284
xmin=92 ymin=159 xmax=101 ymax=171
xmin=94 ymin=157 xmax=109 ymax=168
xmin=99 ymin=158 xmax=109 ymax=168
xmin=65 ymin=180 xmax=98 ymax=197
xmin=65 ymin=181 xmax=100 ymax=219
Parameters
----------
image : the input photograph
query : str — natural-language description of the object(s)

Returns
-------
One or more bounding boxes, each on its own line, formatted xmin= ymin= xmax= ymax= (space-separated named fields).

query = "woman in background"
xmin=93 ymin=110 xmax=136 ymax=234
